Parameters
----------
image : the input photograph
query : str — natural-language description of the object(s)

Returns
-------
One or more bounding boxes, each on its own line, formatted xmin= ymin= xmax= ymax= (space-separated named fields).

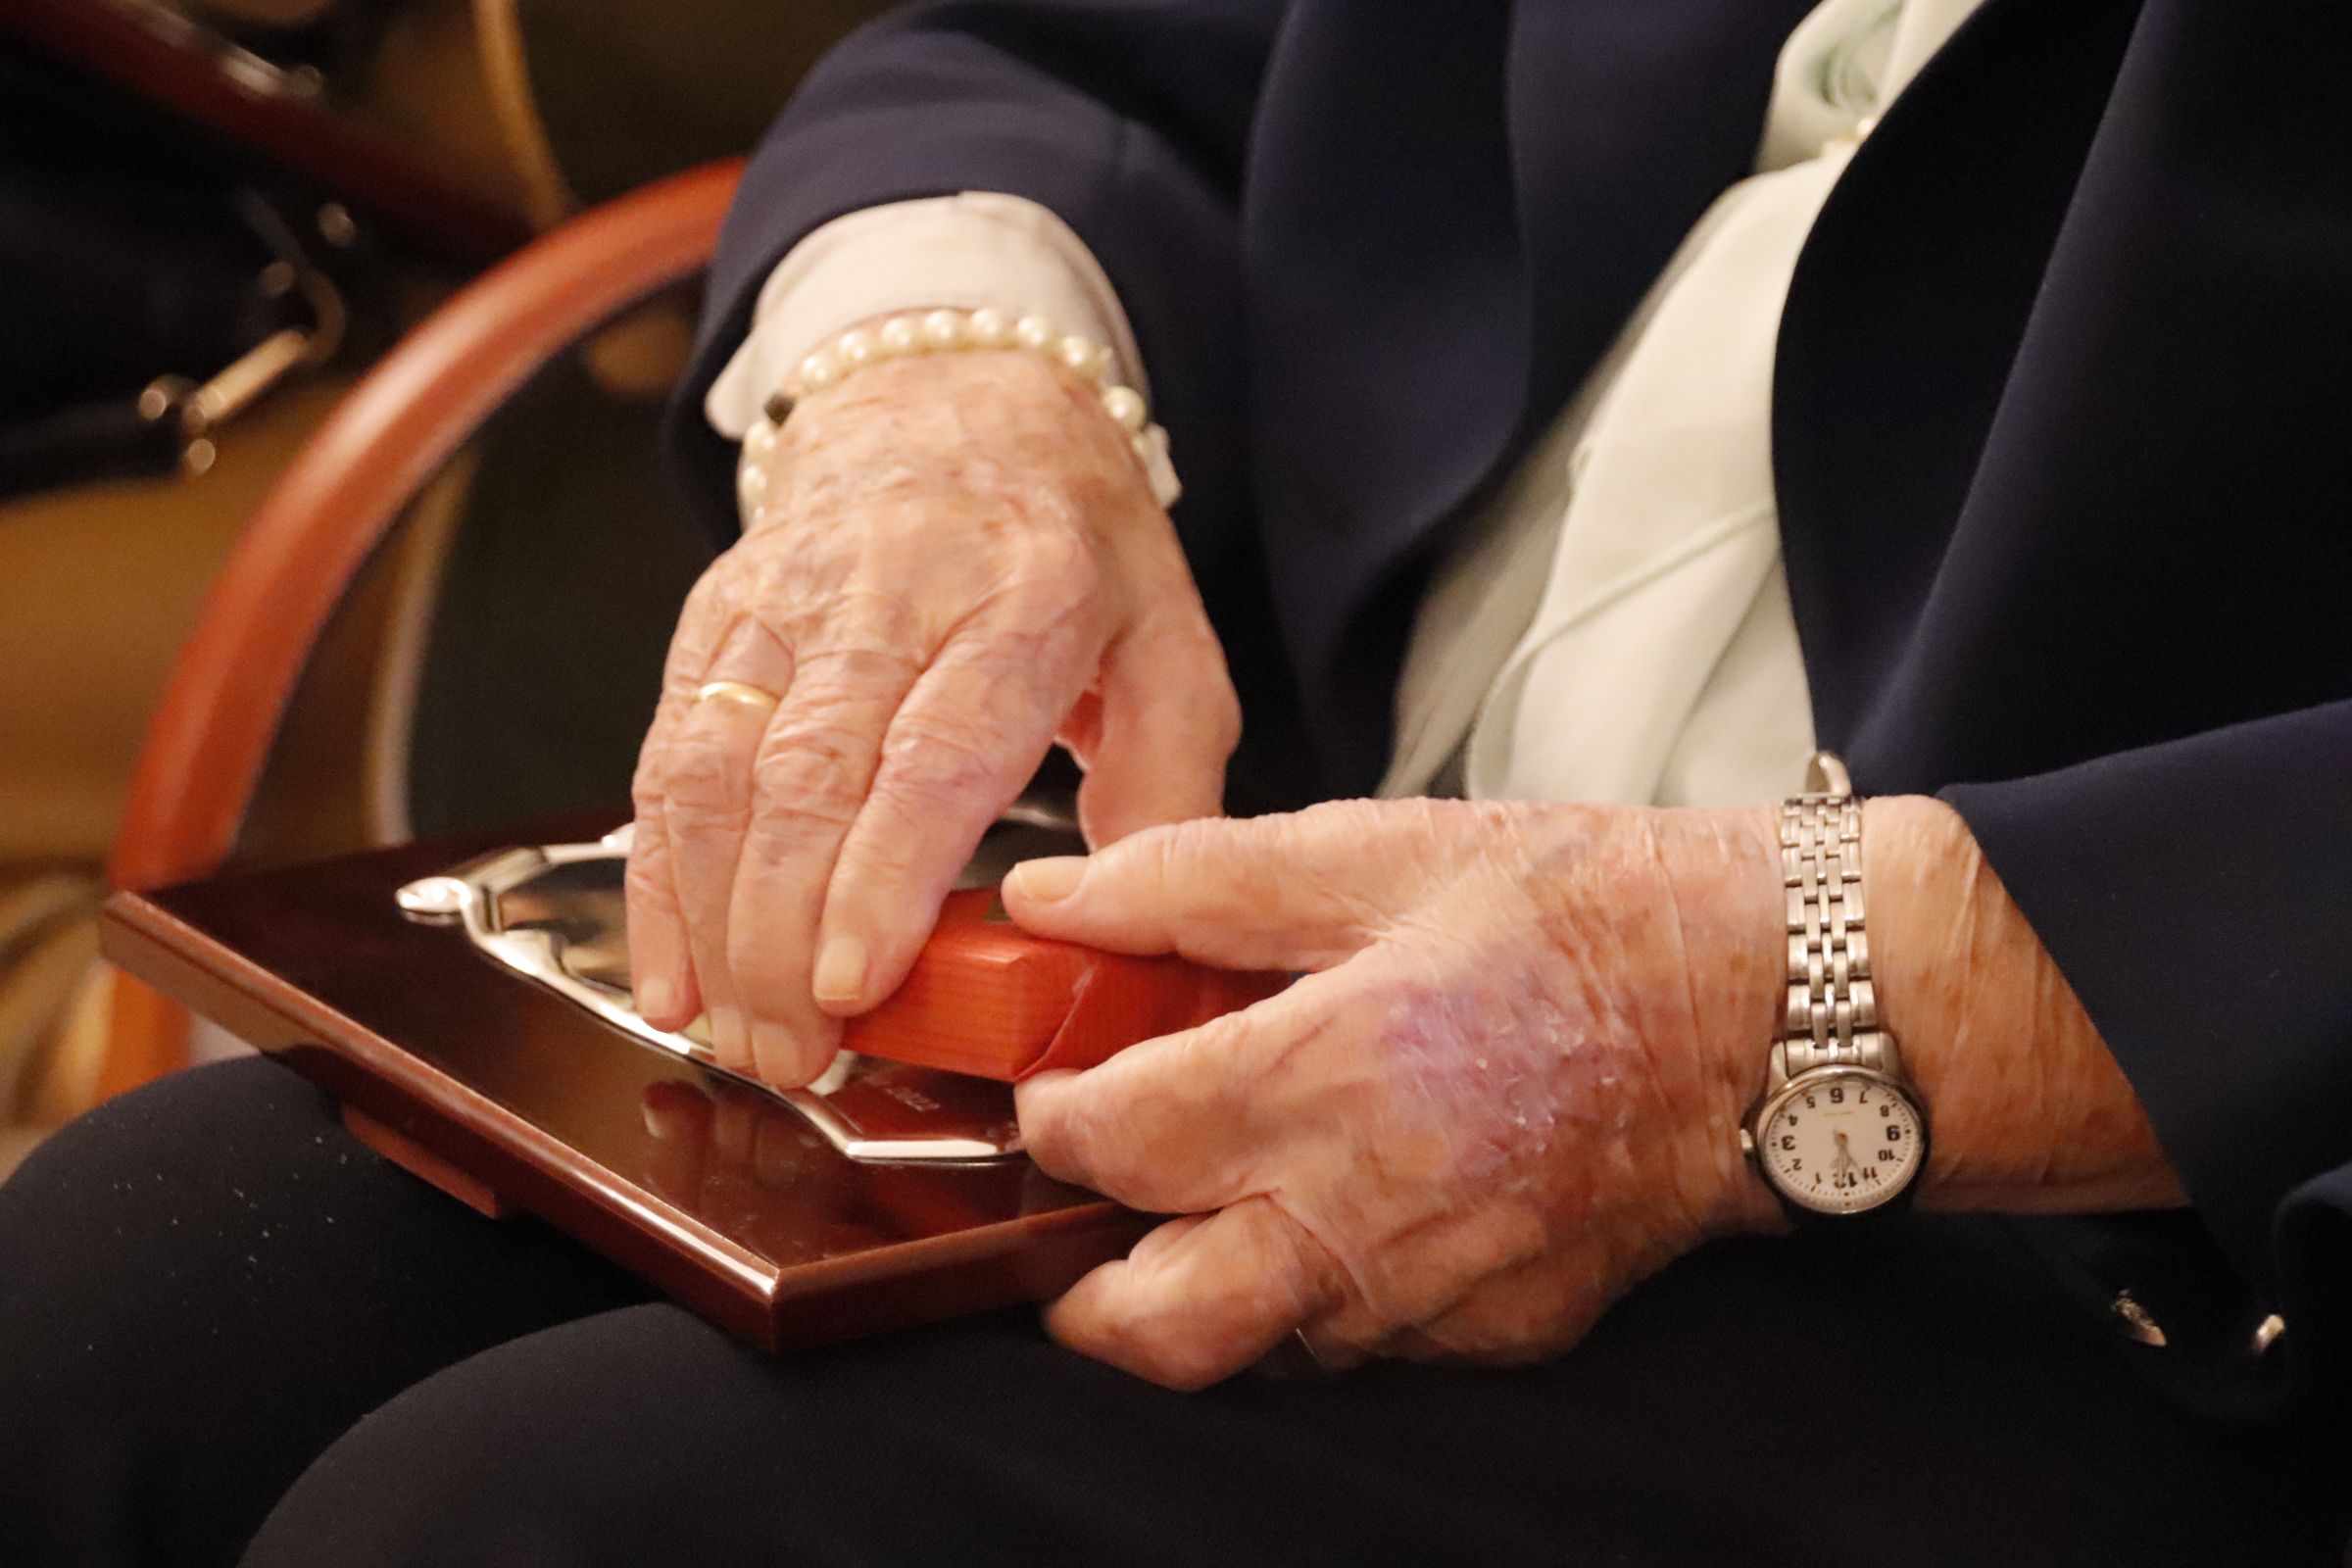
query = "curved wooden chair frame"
xmin=97 ymin=159 xmax=742 ymax=1099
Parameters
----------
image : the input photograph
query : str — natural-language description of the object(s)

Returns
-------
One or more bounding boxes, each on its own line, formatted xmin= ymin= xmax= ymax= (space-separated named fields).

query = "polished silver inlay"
xmin=395 ymin=802 xmax=1084 ymax=1164
xmin=394 ymin=875 xmax=470 ymax=920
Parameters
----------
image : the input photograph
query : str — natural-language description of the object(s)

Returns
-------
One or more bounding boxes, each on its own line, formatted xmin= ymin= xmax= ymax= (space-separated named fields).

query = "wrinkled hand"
xmin=1004 ymin=799 xmax=1787 ymax=1390
xmin=628 ymin=350 xmax=1239 ymax=1090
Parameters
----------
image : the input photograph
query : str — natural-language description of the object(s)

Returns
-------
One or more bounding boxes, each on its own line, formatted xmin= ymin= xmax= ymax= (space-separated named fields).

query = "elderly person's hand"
xmin=1004 ymin=797 xmax=2182 ymax=1389
xmin=628 ymin=349 xmax=1239 ymax=1090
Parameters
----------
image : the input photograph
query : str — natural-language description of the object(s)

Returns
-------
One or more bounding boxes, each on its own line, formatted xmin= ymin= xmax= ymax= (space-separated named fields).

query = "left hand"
xmin=1003 ymin=798 xmax=1787 ymax=1389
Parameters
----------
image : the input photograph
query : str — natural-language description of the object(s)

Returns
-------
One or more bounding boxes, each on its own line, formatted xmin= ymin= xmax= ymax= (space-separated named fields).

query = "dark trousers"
xmin=0 ymin=1057 xmax=2340 ymax=1567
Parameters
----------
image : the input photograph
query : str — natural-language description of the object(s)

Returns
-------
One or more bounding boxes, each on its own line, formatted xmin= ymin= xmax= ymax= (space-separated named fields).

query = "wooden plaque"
xmin=97 ymin=817 xmax=1158 ymax=1351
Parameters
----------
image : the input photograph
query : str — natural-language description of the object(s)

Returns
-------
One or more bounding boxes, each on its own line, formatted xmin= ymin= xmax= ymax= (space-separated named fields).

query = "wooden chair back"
xmin=96 ymin=160 xmax=741 ymax=1099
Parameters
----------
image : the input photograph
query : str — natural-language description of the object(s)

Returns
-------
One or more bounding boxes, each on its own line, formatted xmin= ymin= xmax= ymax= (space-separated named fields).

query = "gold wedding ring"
xmin=693 ymin=678 xmax=781 ymax=710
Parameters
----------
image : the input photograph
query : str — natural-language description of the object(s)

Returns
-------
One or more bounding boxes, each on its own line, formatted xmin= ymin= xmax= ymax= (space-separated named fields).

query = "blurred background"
xmin=0 ymin=0 xmax=891 ymax=1173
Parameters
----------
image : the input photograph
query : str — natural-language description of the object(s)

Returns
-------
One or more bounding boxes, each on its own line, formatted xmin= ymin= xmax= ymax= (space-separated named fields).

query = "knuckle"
xmin=1288 ymin=798 xmax=1400 ymax=856
xmin=830 ymin=583 xmax=926 ymax=652
xmin=1004 ymin=521 xmax=1097 ymax=593
xmin=965 ymin=615 xmax=1098 ymax=694
xmin=796 ymin=644 xmax=926 ymax=713
xmin=1167 ymin=612 xmax=1232 ymax=671
xmin=1180 ymin=1008 xmax=1263 ymax=1081
xmin=631 ymin=731 xmax=677 ymax=809
xmin=1026 ymin=1088 xmax=1115 ymax=1189
xmin=1200 ymin=680 xmax=1244 ymax=759
xmin=743 ymin=798 xmax=861 ymax=853
xmin=1020 ymin=1094 xmax=1082 ymax=1181
xmin=631 ymin=762 xmax=664 ymax=813
xmin=748 ymin=725 xmax=868 ymax=831
xmin=622 ymin=840 xmax=674 ymax=905
xmin=884 ymin=706 xmax=1000 ymax=770
xmin=1291 ymin=798 xmax=1371 ymax=835
xmin=1134 ymin=1332 xmax=1230 ymax=1393
xmin=1134 ymin=616 xmax=1241 ymax=762
xmin=1145 ymin=814 xmax=1248 ymax=895
xmin=660 ymin=728 xmax=755 ymax=816
xmin=1141 ymin=605 xmax=1224 ymax=662
xmin=876 ymin=716 xmax=1009 ymax=815
xmin=1066 ymin=1114 xmax=1149 ymax=1200
xmin=1190 ymin=650 xmax=1243 ymax=746
xmin=1100 ymin=819 xmax=1196 ymax=904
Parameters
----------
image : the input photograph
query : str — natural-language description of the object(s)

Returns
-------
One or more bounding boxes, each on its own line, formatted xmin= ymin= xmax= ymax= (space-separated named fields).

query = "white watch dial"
xmin=1758 ymin=1073 xmax=1925 ymax=1214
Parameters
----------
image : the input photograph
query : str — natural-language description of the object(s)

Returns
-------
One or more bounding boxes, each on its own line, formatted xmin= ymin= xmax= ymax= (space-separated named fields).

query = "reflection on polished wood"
xmin=99 ymin=813 xmax=1155 ymax=1351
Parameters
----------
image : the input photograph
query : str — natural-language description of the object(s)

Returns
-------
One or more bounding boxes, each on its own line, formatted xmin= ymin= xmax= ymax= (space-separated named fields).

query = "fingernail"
xmin=1006 ymin=856 xmax=1088 ymax=904
xmin=1011 ymin=1068 xmax=1075 ymax=1124
xmin=637 ymin=974 xmax=677 ymax=1021
xmin=811 ymin=936 xmax=868 ymax=1008
xmin=708 ymin=1006 xmax=748 ymax=1065
xmin=751 ymin=1018 xmax=827 ymax=1089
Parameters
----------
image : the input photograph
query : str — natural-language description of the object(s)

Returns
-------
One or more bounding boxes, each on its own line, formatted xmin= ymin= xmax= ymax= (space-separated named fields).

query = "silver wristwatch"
xmin=1740 ymin=753 xmax=1930 ymax=1218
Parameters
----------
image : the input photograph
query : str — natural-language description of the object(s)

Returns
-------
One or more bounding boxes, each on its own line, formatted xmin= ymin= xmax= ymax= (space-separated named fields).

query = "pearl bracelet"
xmin=736 ymin=307 xmax=1177 ymax=518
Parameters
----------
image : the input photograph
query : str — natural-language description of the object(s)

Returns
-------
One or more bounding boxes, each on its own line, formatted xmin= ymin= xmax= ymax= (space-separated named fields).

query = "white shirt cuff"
xmin=704 ymin=192 xmax=1175 ymax=507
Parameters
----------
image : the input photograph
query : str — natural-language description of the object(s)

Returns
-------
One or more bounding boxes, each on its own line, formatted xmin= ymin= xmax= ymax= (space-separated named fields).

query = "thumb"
xmin=1070 ymin=613 xmax=1239 ymax=848
xmin=1044 ymin=1198 xmax=1338 ymax=1390
xmin=1002 ymin=806 xmax=1395 ymax=973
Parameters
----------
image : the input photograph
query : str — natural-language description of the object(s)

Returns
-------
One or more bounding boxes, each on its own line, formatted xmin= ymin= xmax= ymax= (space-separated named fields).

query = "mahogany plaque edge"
xmin=96 ymin=890 xmax=1153 ymax=1352
xmin=97 ymin=891 xmax=786 ymax=1340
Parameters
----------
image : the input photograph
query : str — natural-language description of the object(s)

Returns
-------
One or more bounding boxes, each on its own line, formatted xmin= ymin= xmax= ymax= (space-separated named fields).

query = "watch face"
xmin=1757 ymin=1071 xmax=1925 ymax=1214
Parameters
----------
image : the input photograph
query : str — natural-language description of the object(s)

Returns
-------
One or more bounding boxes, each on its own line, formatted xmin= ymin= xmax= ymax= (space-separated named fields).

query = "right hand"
xmin=627 ymin=348 xmax=1240 ymax=1090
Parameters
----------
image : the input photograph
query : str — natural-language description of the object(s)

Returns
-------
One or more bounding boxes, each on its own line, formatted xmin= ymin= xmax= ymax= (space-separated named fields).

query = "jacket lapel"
xmin=1794 ymin=0 xmax=2352 ymax=794
xmin=1771 ymin=0 xmax=2144 ymax=776
xmin=1244 ymin=0 xmax=1528 ymax=787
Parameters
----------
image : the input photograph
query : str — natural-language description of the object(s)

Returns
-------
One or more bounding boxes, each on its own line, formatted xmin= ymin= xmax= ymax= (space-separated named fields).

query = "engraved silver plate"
xmin=396 ymin=803 xmax=1084 ymax=1164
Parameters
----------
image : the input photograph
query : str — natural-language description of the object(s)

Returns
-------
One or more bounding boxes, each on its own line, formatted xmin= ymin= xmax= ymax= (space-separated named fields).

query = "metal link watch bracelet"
xmin=1741 ymin=753 xmax=1931 ymax=1217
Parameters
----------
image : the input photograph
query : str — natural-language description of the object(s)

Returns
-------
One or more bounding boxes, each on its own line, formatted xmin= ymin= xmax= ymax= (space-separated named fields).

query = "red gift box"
xmin=841 ymin=887 xmax=1288 ymax=1081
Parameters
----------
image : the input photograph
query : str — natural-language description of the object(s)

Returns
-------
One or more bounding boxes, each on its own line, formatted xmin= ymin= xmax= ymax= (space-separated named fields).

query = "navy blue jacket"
xmin=669 ymin=0 xmax=2352 ymax=1451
